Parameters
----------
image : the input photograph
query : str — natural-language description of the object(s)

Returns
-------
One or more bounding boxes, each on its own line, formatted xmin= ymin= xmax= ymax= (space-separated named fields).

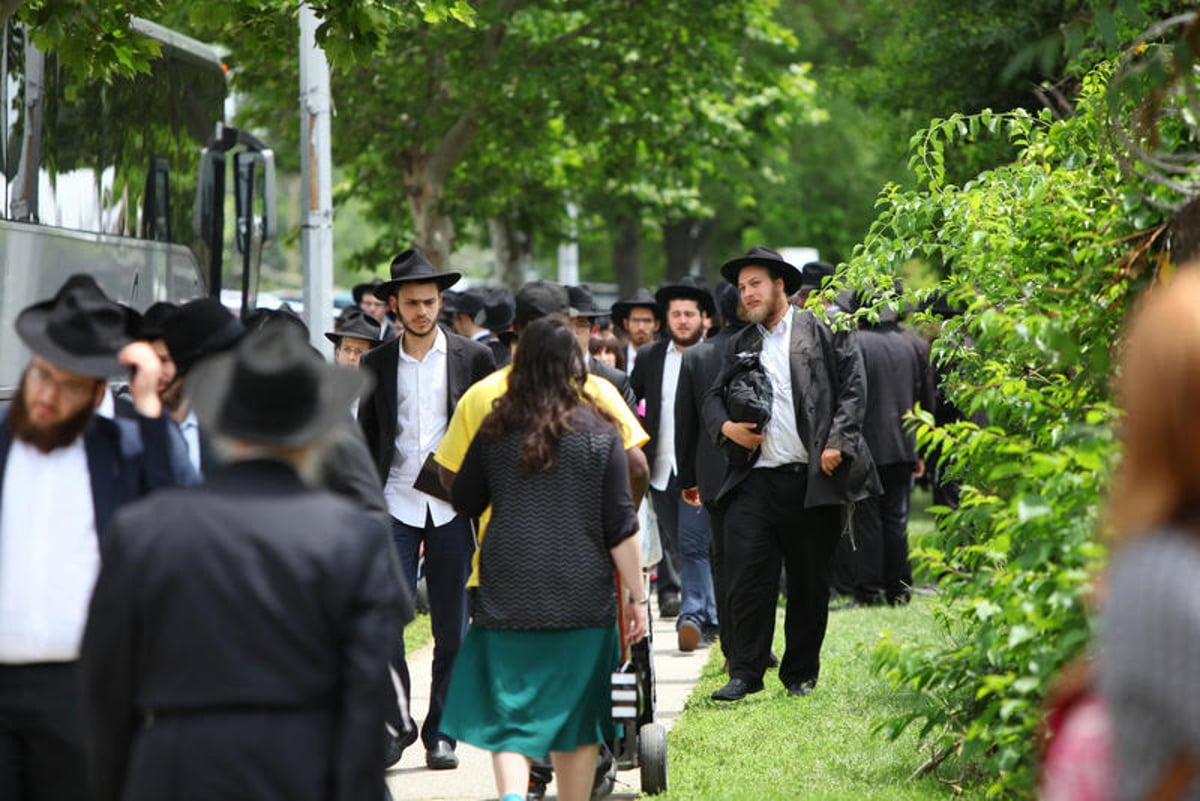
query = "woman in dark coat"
xmin=442 ymin=315 xmax=647 ymax=801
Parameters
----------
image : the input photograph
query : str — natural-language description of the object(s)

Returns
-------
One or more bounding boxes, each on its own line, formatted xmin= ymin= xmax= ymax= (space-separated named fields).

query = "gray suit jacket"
xmin=703 ymin=308 xmax=880 ymax=506
xmin=358 ymin=332 xmax=496 ymax=484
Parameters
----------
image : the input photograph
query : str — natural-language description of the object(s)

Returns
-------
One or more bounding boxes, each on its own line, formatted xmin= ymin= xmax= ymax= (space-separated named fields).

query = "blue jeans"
xmin=390 ymin=512 xmax=474 ymax=749
xmin=651 ymin=474 xmax=718 ymax=629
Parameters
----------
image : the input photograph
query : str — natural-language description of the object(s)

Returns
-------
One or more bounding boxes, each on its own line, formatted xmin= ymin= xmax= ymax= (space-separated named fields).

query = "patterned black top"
xmin=451 ymin=406 xmax=638 ymax=629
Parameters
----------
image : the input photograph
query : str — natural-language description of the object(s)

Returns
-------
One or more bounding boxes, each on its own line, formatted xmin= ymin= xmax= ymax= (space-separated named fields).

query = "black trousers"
xmin=0 ymin=662 xmax=88 ymax=801
xmin=705 ymin=500 xmax=730 ymax=661
xmin=723 ymin=467 xmax=841 ymax=688
xmin=835 ymin=462 xmax=914 ymax=604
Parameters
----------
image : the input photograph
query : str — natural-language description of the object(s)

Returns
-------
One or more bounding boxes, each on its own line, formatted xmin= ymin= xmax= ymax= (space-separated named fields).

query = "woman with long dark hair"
xmin=441 ymin=315 xmax=647 ymax=801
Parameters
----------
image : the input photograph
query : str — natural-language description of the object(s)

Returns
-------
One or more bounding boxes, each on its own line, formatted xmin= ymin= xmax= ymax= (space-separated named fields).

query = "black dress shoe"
xmin=658 ymin=592 xmax=681 ymax=618
xmin=787 ymin=680 xmax=816 ymax=697
xmin=384 ymin=724 xmax=418 ymax=768
xmin=425 ymin=740 xmax=459 ymax=770
xmin=711 ymin=677 xmax=764 ymax=702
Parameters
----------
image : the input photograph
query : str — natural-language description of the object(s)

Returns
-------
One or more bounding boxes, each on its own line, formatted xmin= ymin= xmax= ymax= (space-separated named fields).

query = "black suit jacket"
xmin=703 ymin=308 xmax=881 ymax=507
xmin=588 ymin=356 xmax=638 ymax=413
xmin=357 ymin=332 xmax=496 ymax=484
xmin=80 ymin=459 xmax=408 ymax=801
xmin=0 ymin=407 xmax=176 ymax=543
xmin=855 ymin=323 xmax=936 ymax=467
xmin=628 ymin=339 xmax=670 ymax=468
xmin=675 ymin=327 xmax=738 ymax=502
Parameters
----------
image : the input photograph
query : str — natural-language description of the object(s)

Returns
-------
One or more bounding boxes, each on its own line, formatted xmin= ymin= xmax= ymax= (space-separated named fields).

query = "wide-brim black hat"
xmin=15 ymin=274 xmax=137 ymax=379
xmin=189 ymin=323 xmax=369 ymax=449
xmin=324 ymin=309 xmax=383 ymax=345
xmin=610 ymin=288 xmax=660 ymax=321
xmin=654 ymin=282 xmax=716 ymax=318
xmin=352 ymin=278 xmax=384 ymax=306
xmin=484 ymin=288 xmax=516 ymax=331
xmin=719 ymin=245 xmax=802 ymax=295
xmin=567 ymin=284 xmax=606 ymax=318
xmin=799 ymin=260 xmax=835 ymax=292
xmin=163 ymin=297 xmax=245 ymax=377
xmin=374 ymin=248 xmax=461 ymax=299
xmin=138 ymin=301 xmax=180 ymax=341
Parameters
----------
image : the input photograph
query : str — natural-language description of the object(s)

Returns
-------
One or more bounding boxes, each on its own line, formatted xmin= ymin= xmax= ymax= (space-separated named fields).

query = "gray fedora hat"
xmin=324 ymin=309 xmax=382 ymax=345
xmin=374 ymin=248 xmax=461 ymax=299
xmin=188 ymin=323 xmax=369 ymax=448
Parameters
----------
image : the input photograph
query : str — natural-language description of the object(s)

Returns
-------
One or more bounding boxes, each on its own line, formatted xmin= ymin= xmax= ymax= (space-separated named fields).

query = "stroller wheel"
xmin=638 ymin=723 xmax=668 ymax=795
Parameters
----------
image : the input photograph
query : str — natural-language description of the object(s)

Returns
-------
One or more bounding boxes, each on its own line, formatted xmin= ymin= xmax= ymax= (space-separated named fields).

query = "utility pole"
xmin=299 ymin=3 xmax=334 ymax=355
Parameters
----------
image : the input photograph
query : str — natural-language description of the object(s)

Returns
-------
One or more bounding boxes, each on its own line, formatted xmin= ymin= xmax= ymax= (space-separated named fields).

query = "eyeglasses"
xmin=27 ymin=362 xmax=100 ymax=403
xmin=360 ymin=298 xmax=388 ymax=310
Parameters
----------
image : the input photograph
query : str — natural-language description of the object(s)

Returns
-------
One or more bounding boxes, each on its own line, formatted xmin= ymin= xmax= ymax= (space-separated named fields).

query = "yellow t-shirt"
xmin=435 ymin=365 xmax=649 ymax=586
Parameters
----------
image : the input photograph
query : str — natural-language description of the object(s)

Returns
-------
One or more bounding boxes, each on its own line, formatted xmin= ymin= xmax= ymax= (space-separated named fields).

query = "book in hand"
xmin=413 ymin=453 xmax=452 ymax=503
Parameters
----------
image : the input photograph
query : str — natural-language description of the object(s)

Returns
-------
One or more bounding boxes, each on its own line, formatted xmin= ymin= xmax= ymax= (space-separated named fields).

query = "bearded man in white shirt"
xmin=0 ymin=274 xmax=174 ymax=801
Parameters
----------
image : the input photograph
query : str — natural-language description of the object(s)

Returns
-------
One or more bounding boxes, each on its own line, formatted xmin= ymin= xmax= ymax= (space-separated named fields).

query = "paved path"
xmin=386 ymin=601 xmax=710 ymax=801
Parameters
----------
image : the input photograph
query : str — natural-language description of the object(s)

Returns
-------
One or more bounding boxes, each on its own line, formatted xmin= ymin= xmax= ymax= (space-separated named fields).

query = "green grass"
xmin=406 ymin=611 xmax=433 ymax=653
xmin=659 ymin=595 xmax=983 ymax=801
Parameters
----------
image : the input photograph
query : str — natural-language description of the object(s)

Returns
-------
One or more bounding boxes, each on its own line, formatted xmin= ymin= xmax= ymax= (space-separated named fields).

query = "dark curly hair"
xmin=480 ymin=315 xmax=619 ymax=473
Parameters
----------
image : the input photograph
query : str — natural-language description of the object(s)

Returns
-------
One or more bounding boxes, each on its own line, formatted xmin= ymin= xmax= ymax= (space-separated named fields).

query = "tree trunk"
xmin=612 ymin=215 xmax=642 ymax=297
xmin=488 ymin=217 xmax=532 ymax=292
xmin=402 ymin=156 xmax=457 ymax=269
xmin=661 ymin=217 xmax=715 ymax=282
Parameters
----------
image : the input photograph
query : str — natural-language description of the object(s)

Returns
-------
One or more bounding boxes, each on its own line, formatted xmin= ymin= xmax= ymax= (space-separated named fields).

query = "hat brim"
xmin=15 ymin=305 xmax=130 ymax=379
xmin=719 ymin=256 xmax=802 ymax=296
xmin=373 ymin=272 xmax=461 ymax=299
xmin=654 ymin=285 xmax=716 ymax=317
xmin=610 ymin=300 xmax=660 ymax=321
xmin=187 ymin=351 xmax=370 ymax=448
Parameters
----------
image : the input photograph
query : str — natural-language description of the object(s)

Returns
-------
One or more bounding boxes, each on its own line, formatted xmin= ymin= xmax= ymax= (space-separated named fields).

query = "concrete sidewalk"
xmin=386 ymin=601 xmax=711 ymax=801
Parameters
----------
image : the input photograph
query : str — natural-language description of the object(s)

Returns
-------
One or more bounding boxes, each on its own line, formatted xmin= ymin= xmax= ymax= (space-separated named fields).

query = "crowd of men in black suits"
xmin=0 ymin=243 xmax=939 ymax=800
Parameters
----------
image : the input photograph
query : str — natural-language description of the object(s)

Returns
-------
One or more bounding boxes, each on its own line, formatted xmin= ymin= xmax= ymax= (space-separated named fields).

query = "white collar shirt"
xmin=755 ymin=309 xmax=809 ymax=468
xmin=385 ymin=328 xmax=456 ymax=527
xmin=0 ymin=437 xmax=99 ymax=662
xmin=649 ymin=341 xmax=685 ymax=491
xmin=180 ymin=409 xmax=202 ymax=476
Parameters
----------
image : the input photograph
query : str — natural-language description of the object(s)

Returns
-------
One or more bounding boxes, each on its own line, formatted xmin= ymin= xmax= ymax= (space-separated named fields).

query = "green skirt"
xmin=440 ymin=624 xmax=621 ymax=756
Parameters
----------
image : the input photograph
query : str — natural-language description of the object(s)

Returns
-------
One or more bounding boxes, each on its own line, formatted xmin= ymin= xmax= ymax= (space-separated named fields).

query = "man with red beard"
xmin=0 ymin=274 xmax=176 ymax=801
xmin=704 ymin=246 xmax=880 ymax=702
xmin=357 ymin=248 xmax=495 ymax=771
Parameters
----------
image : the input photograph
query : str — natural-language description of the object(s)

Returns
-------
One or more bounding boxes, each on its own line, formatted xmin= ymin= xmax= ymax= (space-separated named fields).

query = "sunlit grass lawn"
xmin=658 ymin=487 xmax=981 ymax=801
xmin=406 ymin=610 xmax=433 ymax=653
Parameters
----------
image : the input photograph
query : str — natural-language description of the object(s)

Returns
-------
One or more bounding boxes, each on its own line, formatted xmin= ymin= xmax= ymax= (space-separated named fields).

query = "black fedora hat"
xmin=799 ymin=260 xmax=835 ymax=293
xmin=610 ymin=288 xmax=660 ymax=322
xmin=188 ymin=323 xmax=369 ymax=449
xmin=719 ymin=245 xmax=802 ymax=295
xmin=567 ymin=285 xmax=606 ymax=319
xmin=483 ymin=288 xmax=515 ymax=331
xmin=324 ymin=309 xmax=382 ymax=345
xmin=654 ymin=282 xmax=716 ymax=318
xmin=163 ymin=297 xmax=245 ymax=377
xmin=352 ymin=277 xmax=384 ymax=306
xmin=138 ymin=301 xmax=180 ymax=341
xmin=374 ymin=248 xmax=461 ymax=299
xmin=15 ymin=274 xmax=136 ymax=379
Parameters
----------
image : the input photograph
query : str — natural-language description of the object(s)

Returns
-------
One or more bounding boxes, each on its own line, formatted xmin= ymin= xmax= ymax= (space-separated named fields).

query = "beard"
xmin=741 ymin=285 xmax=786 ymax=326
xmin=670 ymin=326 xmax=703 ymax=348
xmin=7 ymin=374 xmax=97 ymax=454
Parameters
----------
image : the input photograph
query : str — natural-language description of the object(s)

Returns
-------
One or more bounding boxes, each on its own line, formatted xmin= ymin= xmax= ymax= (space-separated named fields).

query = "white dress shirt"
xmin=180 ymin=409 xmax=202 ymax=475
xmin=649 ymin=342 xmax=684 ymax=491
xmin=384 ymin=328 xmax=457 ymax=527
xmin=755 ymin=309 xmax=809 ymax=468
xmin=0 ymin=437 xmax=100 ymax=662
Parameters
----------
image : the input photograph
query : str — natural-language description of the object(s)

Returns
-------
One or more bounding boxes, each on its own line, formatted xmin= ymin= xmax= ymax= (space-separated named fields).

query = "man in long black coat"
xmin=80 ymin=324 xmax=408 ymax=801
xmin=704 ymin=246 xmax=880 ymax=702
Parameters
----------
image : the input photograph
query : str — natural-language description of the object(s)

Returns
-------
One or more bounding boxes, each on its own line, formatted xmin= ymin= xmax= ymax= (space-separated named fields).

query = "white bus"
xmin=0 ymin=18 xmax=275 ymax=398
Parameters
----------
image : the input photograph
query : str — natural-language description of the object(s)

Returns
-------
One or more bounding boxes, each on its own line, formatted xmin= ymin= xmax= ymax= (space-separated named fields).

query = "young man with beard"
xmin=630 ymin=283 xmax=719 ymax=647
xmin=0 ymin=274 xmax=176 ymax=801
xmin=704 ymin=246 xmax=880 ymax=702
xmin=357 ymin=248 xmax=495 ymax=771
xmin=610 ymin=288 xmax=660 ymax=375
